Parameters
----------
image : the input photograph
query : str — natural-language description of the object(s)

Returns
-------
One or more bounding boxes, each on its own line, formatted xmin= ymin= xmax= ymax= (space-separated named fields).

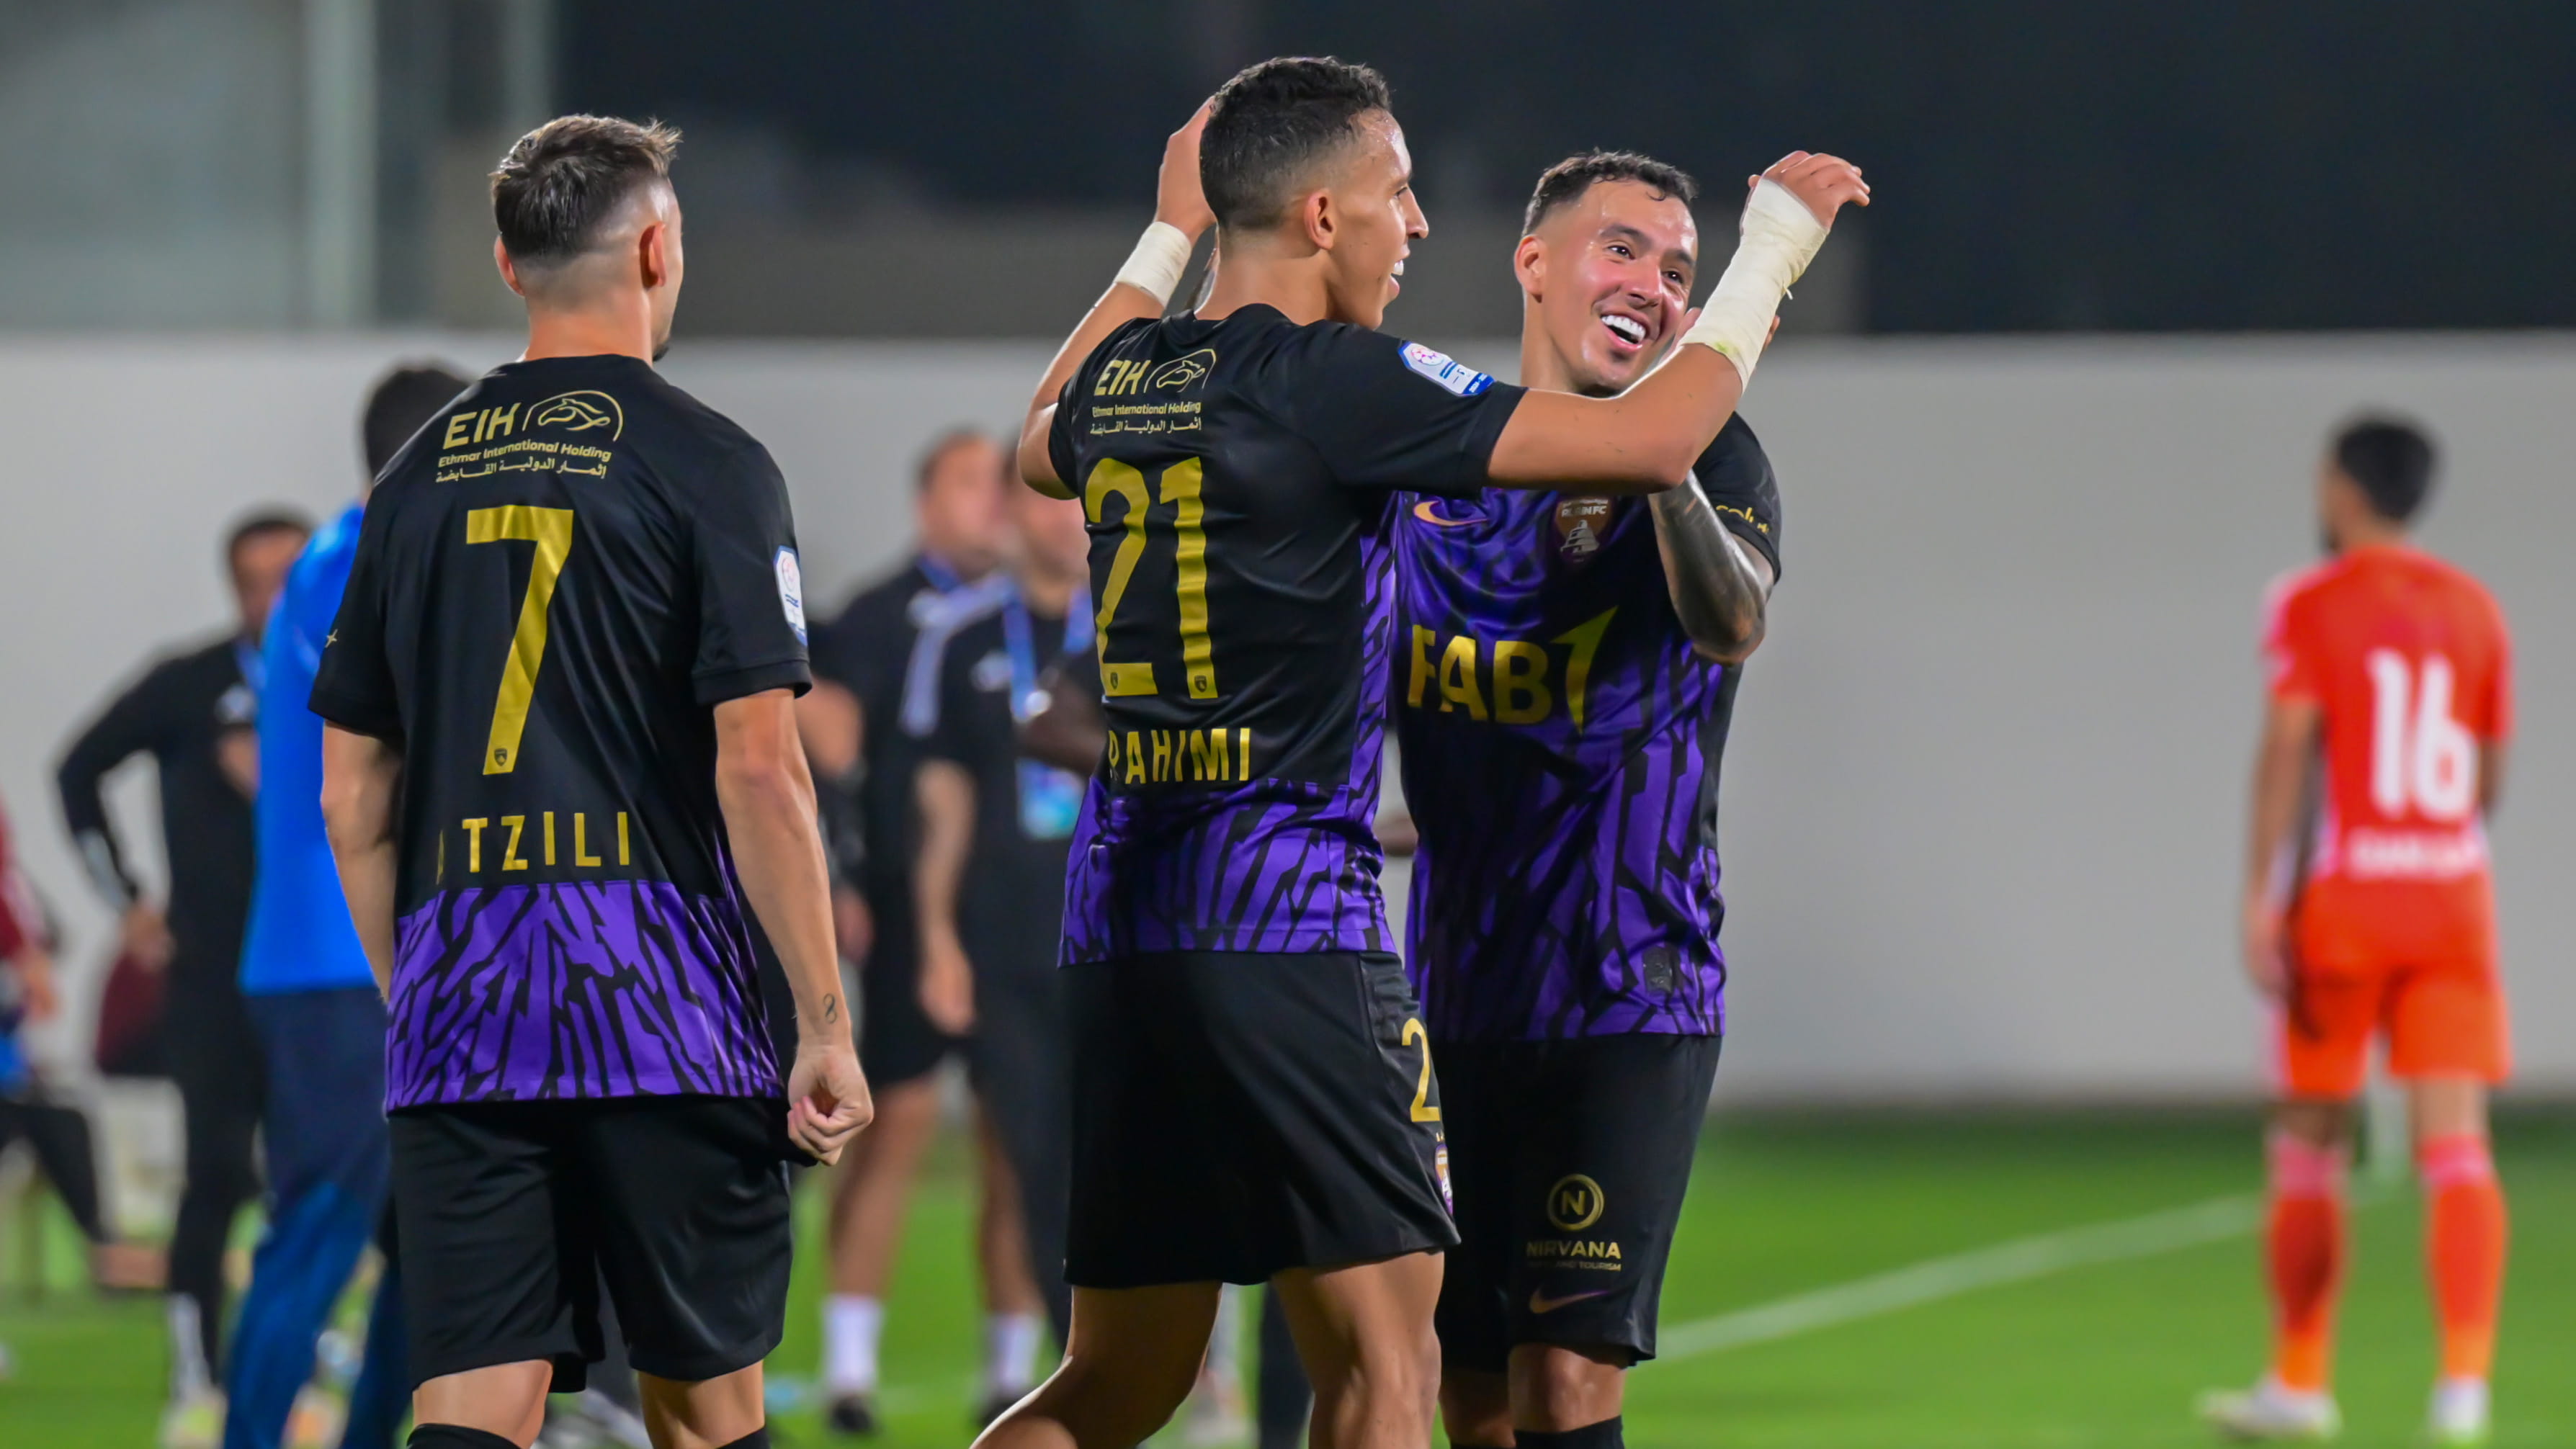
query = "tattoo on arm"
xmin=1650 ymin=472 xmax=1774 ymax=662
xmin=822 ymin=994 xmax=839 ymax=1026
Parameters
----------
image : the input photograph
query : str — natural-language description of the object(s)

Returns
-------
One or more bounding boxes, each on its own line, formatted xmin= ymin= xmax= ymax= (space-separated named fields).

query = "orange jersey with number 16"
xmin=2261 ymin=544 xmax=2511 ymax=974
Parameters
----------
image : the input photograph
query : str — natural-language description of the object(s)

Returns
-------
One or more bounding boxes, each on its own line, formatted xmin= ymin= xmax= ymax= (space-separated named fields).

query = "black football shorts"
xmin=390 ymin=1095 xmax=796 ymax=1391
xmin=1064 ymin=950 xmax=1458 ymax=1287
xmin=1434 ymin=1033 xmax=1722 ymax=1370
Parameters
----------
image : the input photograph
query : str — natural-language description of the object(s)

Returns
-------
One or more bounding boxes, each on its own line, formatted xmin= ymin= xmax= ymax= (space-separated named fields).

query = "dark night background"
xmin=561 ymin=1 xmax=2576 ymax=334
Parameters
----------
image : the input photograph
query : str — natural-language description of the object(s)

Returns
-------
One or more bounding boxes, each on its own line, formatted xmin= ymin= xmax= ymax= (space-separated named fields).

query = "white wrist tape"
xmin=1682 ymin=179 xmax=1830 ymax=383
xmin=1112 ymin=221 xmax=1195 ymax=306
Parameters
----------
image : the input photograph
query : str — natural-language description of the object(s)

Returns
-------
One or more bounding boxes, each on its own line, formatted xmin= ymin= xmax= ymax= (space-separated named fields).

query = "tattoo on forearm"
xmin=823 ymin=994 xmax=839 ymax=1026
xmin=1652 ymin=474 xmax=1770 ymax=658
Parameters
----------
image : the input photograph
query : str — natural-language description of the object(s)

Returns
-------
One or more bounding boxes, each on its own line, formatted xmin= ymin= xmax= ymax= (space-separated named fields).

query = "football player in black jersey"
xmin=315 ymin=115 xmax=872 ymax=1449
xmin=978 ymin=57 xmax=1864 ymax=1449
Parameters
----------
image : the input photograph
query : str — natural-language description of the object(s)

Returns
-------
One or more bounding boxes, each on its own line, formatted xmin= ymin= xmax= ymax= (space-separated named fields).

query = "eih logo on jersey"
xmin=1147 ymin=349 xmax=1217 ymax=392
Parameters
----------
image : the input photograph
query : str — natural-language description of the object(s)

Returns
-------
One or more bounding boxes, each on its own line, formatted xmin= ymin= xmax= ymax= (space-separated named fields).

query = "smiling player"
xmin=1392 ymin=154 xmax=1781 ymax=1449
xmin=983 ymin=55 xmax=1861 ymax=1449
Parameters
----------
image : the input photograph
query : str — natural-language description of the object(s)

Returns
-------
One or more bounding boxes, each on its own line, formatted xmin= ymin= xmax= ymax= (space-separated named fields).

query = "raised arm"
xmin=1651 ymin=472 xmax=1777 ymax=663
xmin=715 ymin=689 xmax=874 ymax=1163
xmin=1488 ymin=153 xmax=1868 ymax=492
xmin=1019 ymin=104 xmax=1215 ymax=497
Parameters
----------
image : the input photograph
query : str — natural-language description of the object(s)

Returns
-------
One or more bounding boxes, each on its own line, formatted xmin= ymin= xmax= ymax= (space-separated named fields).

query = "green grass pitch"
xmin=3 ymin=1107 xmax=2570 ymax=1447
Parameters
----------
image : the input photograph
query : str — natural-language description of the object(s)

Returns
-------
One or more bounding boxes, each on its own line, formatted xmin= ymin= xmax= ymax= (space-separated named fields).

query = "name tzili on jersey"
xmin=310 ymin=354 xmax=811 ymax=1108
xmin=1395 ymin=414 xmax=1783 ymax=1041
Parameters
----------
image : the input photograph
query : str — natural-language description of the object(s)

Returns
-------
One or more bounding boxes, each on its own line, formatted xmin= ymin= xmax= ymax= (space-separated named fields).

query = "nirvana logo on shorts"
xmin=1547 ymin=1174 xmax=1606 ymax=1232
xmin=1555 ymin=497 xmax=1610 ymax=560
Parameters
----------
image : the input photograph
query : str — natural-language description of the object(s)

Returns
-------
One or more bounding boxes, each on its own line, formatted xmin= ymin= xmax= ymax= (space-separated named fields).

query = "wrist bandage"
xmin=1683 ymin=179 xmax=1830 ymax=383
xmin=1113 ymin=221 xmax=1196 ymax=306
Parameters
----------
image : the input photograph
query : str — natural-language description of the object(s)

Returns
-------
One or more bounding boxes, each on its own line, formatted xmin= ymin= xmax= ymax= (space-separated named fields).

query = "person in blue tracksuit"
xmin=223 ymin=364 xmax=470 ymax=1449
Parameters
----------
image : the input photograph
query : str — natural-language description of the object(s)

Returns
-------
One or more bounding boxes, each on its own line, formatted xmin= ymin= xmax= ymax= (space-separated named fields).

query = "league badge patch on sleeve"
xmin=1400 ymin=341 xmax=1494 ymax=398
xmin=775 ymin=547 xmax=807 ymax=644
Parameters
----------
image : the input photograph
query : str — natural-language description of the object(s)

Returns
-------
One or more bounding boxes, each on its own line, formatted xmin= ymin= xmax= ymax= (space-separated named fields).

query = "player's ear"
xmin=1302 ymin=188 xmax=1336 ymax=254
xmin=638 ymin=220 xmax=669 ymax=292
xmin=1513 ymin=233 xmax=1547 ymax=300
xmin=494 ymin=237 xmax=525 ymax=298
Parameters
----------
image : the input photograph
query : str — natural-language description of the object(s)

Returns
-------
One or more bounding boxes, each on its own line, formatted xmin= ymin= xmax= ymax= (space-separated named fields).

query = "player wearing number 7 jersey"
xmin=310 ymin=116 xmax=871 ymax=1449
xmin=983 ymin=56 xmax=1863 ymax=1449
xmin=2201 ymin=417 xmax=2512 ymax=1447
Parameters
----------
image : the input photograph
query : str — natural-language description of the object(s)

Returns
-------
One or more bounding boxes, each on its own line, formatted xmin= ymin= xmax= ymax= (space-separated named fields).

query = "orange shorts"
xmin=2273 ymin=956 xmax=2510 ymax=1100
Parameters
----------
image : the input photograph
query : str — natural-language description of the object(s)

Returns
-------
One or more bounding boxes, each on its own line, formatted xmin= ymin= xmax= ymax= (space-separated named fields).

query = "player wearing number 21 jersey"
xmin=2204 ymin=416 xmax=2511 ymax=1447
xmin=990 ymin=55 xmax=1862 ymax=1449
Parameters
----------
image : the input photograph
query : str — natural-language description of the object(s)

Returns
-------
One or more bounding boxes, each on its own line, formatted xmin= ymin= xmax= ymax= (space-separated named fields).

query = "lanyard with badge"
xmin=1003 ymin=584 xmax=1090 ymax=840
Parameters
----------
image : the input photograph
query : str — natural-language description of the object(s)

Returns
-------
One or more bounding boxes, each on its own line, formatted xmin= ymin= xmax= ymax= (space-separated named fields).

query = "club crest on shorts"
xmin=1554 ymin=497 xmax=1611 ymax=560
xmin=1435 ymin=1141 xmax=1454 ymax=1213
xmin=1547 ymin=1174 xmax=1606 ymax=1232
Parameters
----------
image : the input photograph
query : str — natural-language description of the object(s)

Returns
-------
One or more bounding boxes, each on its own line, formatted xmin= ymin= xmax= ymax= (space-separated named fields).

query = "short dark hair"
xmin=2332 ymin=414 xmax=2438 ymax=523
xmin=491 ymin=115 xmax=681 ymax=264
xmin=1202 ymin=57 xmax=1394 ymax=230
xmin=915 ymin=428 xmax=996 ymax=493
xmin=1524 ymin=151 xmax=1699 ymax=235
xmin=223 ymin=509 xmax=313 ymax=575
xmin=364 ymin=363 xmax=473 ymax=477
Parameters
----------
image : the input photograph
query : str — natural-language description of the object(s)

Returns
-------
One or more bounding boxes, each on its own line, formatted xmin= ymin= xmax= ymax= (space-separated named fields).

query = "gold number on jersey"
xmin=465 ymin=505 xmax=576 ymax=775
xmin=1552 ymin=608 xmax=1617 ymax=730
xmin=1400 ymin=1017 xmax=1441 ymax=1123
xmin=1083 ymin=457 xmax=1220 ymax=701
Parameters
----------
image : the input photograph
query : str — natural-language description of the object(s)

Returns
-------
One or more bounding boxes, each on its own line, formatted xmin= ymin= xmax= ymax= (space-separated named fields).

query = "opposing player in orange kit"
xmin=2201 ymin=416 xmax=2510 ymax=1447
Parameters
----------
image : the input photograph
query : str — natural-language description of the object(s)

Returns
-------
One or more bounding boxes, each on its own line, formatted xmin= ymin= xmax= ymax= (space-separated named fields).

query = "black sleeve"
xmin=1270 ymin=326 xmax=1525 ymax=495
xmin=308 ymin=504 xmax=404 ymax=739
xmin=1694 ymin=413 xmax=1784 ymax=580
xmin=916 ymin=640 xmax=987 ymax=769
xmin=53 ymin=660 xmax=180 ymax=905
xmin=690 ymin=441 xmax=815 ymax=705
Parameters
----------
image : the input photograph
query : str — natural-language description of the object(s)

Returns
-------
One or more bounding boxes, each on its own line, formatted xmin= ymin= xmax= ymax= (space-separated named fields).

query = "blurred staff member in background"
xmin=56 ymin=506 xmax=310 ymax=1445
xmin=798 ymin=431 xmax=1032 ymax=1435
xmin=0 ymin=791 xmax=164 ymax=1306
xmin=909 ymin=477 xmax=1091 ymax=1420
xmin=2204 ymin=418 xmax=2513 ymax=1448
xmin=222 ymin=364 xmax=470 ymax=1449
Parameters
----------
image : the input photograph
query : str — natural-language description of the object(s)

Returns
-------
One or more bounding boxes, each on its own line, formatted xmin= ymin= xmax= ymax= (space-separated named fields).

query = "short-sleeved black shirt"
xmin=310 ymin=354 xmax=810 ymax=1107
xmin=916 ymin=600 xmax=1078 ymax=982
xmin=1044 ymin=305 xmax=1525 ymax=961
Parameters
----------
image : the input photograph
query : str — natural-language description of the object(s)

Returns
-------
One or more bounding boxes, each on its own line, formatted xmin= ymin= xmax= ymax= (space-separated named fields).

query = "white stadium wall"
xmin=2 ymin=331 xmax=2570 ymax=1101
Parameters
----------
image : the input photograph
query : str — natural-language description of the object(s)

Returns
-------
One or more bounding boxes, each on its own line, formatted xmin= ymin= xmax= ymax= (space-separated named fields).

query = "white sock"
xmin=824 ymin=1294 xmax=883 ymax=1394
xmin=2433 ymin=1376 xmax=2490 ymax=1421
xmin=985 ymin=1311 xmax=1043 ymax=1396
xmin=166 ymin=1295 xmax=210 ymax=1401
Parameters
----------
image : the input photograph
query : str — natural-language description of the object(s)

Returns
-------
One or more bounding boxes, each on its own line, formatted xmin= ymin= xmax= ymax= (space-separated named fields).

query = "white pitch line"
xmin=1658 ymin=1192 xmax=2266 ymax=1360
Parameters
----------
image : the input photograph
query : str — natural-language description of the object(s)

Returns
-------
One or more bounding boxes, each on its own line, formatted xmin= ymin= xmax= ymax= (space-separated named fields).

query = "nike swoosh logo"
xmin=1413 ymin=500 xmax=1480 ymax=528
xmin=1528 ymin=1288 xmax=1612 ymax=1314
